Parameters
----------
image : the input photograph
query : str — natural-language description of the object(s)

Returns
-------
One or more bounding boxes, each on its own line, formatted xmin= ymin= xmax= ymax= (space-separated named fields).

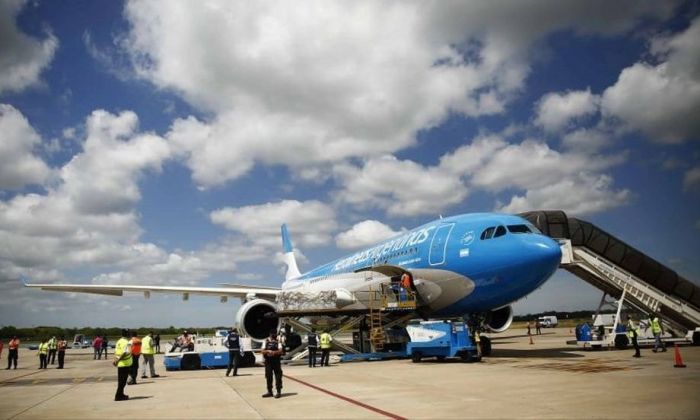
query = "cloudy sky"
xmin=1 ymin=0 xmax=698 ymax=328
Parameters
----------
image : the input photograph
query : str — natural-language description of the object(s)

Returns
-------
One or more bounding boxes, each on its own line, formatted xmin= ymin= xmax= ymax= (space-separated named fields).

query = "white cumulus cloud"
xmin=336 ymin=220 xmax=404 ymax=250
xmin=602 ymin=16 xmax=700 ymax=143
xmin=210 ymin=200 xmax=337 ymax=249
xmin=118 ymin=0 xmax=672 ymax=187
xmin=0 ymin=0 xmax=58 ymax=93
xmin=535 ymin=89 xmax=600 ymax=133
xmin=0 ymin=104 xmax=51 ymax=189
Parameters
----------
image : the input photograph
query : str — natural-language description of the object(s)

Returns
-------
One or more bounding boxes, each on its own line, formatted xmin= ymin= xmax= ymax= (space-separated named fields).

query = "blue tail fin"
xmin=281 ymin=224 xmax=301 ymax=281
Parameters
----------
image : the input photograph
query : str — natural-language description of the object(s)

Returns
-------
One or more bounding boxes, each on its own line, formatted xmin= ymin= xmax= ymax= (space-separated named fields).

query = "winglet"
xmin=281 ymin=224 xmax=293 ymax=253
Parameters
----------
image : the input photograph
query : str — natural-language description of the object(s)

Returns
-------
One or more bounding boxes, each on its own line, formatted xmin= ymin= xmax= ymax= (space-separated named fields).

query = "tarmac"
xmin=1 ymin=328 xmax=698 ymax=419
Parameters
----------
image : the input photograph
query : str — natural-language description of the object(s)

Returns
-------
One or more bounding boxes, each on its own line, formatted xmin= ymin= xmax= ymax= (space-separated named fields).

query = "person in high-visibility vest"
xmin=127 ymin=332 xmax=142 ymax=385
xmin=47 ymin=336 xmax=57 ymax=365
xmin=113 ymin=329 xmax=133 ymax=401
xmin=650 ymin=314 xmax=666 ymax=353
xmin=319 ymin=330 xmax=332 ymax=367
xmin=7 ymin=336 xmax=20 ymax=369
xmin=140 ymin=331 xmax=159 ymax=379
xmin=627 ymin=317 xmax=641 ymax=358
xmin=38 ymin=338 xmax=49 ymax=369
xmin=57 ymin=336 xmax=68 ymax=369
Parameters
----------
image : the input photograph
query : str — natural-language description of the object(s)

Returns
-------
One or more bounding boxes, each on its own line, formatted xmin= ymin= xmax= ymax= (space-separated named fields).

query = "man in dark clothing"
xmin=306 ymin=329 xmax=318 ymax=367
xmin=57 ymin=336 xmax=67 ymax=369
xmin=225 ymin=328 xmax=243 ymax=377
xmin=154 ymin=334 xmax=161 ymax=353
xmin=261 ymin=329 xmax=283 ymax=399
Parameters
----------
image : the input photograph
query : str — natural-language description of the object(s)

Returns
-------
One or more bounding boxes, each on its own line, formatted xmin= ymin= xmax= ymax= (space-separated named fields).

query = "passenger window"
xmin=494 ymin=226 xmax=506 ymax=237
xmin=480 ymin=227 xmax=495 ymax=240
xmin=507 ymin=225 xmax=531 ymax=234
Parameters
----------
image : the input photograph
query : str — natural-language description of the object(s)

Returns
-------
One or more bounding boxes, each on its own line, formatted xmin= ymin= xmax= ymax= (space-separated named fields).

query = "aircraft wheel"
xmin=614 ymin=335 xmax=629 ymax=349
xmin=411 ymin=352 xmax=422 ymax=363
xmin=240 ymin=351 xmax=256 ymax=367
xmin=181 ymin=354 xmax=201 ymax=370
xmin=479 ymin=336 xmax=492 ymax=356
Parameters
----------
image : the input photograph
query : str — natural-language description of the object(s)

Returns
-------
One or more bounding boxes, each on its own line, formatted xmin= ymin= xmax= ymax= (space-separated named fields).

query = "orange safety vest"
xmin=130 ymin=337 xmax=142 ymax=356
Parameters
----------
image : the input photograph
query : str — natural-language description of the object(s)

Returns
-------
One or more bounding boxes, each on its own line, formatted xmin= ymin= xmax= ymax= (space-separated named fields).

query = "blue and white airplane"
xmin=26 ymin=212 xmax=561 ymax=344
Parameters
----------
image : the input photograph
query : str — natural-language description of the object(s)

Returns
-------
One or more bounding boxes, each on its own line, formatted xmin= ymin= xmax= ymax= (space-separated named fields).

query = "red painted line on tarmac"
xmin=284 ymin=374 xmax=407 ymax=420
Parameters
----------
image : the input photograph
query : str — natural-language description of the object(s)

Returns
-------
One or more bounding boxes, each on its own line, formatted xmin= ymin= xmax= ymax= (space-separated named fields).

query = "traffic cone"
xmin=529 ymin=334 xmax=534 ymax=345
xmin=673 ymin=344 xmax=686 ymax=368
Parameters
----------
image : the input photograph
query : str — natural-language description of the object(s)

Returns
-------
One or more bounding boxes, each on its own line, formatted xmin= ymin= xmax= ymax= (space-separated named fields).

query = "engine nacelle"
xmin=484 ymin=305 xmax=513 ymax=333
xmin=235 ymin=299 xmax=279 ymax=341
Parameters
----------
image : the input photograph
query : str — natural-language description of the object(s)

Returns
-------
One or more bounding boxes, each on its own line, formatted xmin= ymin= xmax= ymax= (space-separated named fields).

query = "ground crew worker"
xmin=101 ymin=336 xmax=109 ymax=359
xmin=140 ymin=331 xmax=159 ymax=379
xmin=0 ymin=340 xmax=3 ymax=359
xmin=650 ymin=314 xmax=666 ymax=352
xmin=113 ymin=329 xmax=133 ymax=401
xmin=225 ymin=328 xmax=243 ymax=377
xmin=474 ymin=329 xmax=482 ymax=357
xmin=6 ymin=336 xmax=20 ymax=369
xmin=47 ymin=336 xmax=57 ymax=365
xmin=57 ymin=336 xmax=67 ymax=369
xmin=306 ymin=328 xmax=318 ymax=368
xmin=154 ymin=334 xmax=160 ymax=353
xmin=627 ymin=317 xmax=641 ymax=358
xmin=261 ymin=329 xmax=284 ymax=399
xmin=93 ymin=335 xmax=103 ymax=360
xmin=38 ymin=338 xmax=49 ymax=369
xmin=128 ymin=332 xmax=142 ymax=385
xmin=319 ymin=330 xmax=332 ymax=366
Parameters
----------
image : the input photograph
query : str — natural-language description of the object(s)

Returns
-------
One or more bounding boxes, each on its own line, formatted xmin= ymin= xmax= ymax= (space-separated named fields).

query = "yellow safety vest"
xmin=114 ymin=337 xmax=133 ymax=368
xmin=627 ymin=321 xmax=639 ymax=338
xmin=141 ymin=335 xmax=155 ymax=355
xmin=38 ymin=342 xmax=49 ymax=355
xmin=320 ymin=333 xmax=332 ymax=349
xmin=651 ymin=317 xmax=662 ymax=334
xmin=48 ymin=337 xmax=57 ymax=350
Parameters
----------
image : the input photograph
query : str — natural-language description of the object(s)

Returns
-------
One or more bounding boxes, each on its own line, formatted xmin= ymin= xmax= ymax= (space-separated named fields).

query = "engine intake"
xmin=235 ymin=299 xmax=279 ymax=341
xmin=484 ymin=305 xmax=513 ymax=333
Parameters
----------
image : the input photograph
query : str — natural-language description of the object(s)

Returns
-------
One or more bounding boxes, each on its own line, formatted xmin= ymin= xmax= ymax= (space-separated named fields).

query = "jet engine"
xmin=235 ymin=299 xmax=280 ymax=341
xmin=483 ymin=305 xmax=513 ymax=333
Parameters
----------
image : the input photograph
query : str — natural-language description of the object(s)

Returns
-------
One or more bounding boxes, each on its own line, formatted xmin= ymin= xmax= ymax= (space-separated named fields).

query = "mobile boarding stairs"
xmin=522 ymin=211 xmax=700 ymax=348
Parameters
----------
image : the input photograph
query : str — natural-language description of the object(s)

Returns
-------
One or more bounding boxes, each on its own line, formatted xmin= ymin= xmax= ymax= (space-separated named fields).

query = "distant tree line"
xmin=0 ymin=325 xmax=230 ymax=341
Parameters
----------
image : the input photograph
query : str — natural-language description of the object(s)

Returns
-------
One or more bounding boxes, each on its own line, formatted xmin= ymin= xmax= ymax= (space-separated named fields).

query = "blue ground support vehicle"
xmin=163 ymin=330 xmax=256 ymax=371
xmin=406 ymin=320 xmax=481 ymax=363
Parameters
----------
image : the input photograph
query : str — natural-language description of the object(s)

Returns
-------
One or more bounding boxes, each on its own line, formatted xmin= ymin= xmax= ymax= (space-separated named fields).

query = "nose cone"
xmin=529 ymin=235 xmax=562 ymax=275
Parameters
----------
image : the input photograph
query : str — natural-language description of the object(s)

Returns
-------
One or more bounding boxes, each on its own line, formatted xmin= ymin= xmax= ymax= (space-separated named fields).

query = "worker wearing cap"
xmin=113 ymin=329 xmax=133 ymax=401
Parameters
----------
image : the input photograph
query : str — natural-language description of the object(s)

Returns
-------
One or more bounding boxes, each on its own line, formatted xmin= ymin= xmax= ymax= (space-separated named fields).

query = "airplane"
xmin=26 ymin=212 xmax=562 ymax=353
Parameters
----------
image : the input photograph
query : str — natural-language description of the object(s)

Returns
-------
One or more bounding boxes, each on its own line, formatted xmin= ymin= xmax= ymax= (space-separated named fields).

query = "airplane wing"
xmin=24 ymin=282 xmax=280 ymax=300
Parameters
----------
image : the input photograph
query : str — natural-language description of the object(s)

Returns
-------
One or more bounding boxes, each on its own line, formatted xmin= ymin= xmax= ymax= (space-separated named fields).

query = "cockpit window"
xmin=480 ymin=226 xmax=495 ymax=240
xmin=507 ymin=224 xmax=531 ymax=234
xmin=494 ymin=225 xmax=507 ymax=238
xmin=526 ymin=222 xmax=541 ymax=234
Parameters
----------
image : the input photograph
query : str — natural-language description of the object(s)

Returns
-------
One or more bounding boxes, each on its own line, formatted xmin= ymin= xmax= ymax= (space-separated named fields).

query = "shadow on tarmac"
xmin=488 ymin=347 xmax=584 ymax=359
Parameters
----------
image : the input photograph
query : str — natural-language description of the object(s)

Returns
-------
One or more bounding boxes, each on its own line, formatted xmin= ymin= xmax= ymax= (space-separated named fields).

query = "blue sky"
xmin=1 ymin=0 xmax=698 ymax=328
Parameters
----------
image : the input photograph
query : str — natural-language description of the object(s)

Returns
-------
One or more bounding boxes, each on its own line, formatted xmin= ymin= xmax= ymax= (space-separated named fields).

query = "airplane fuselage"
xmin=282 ymin=213 xmax=562 ymax=318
